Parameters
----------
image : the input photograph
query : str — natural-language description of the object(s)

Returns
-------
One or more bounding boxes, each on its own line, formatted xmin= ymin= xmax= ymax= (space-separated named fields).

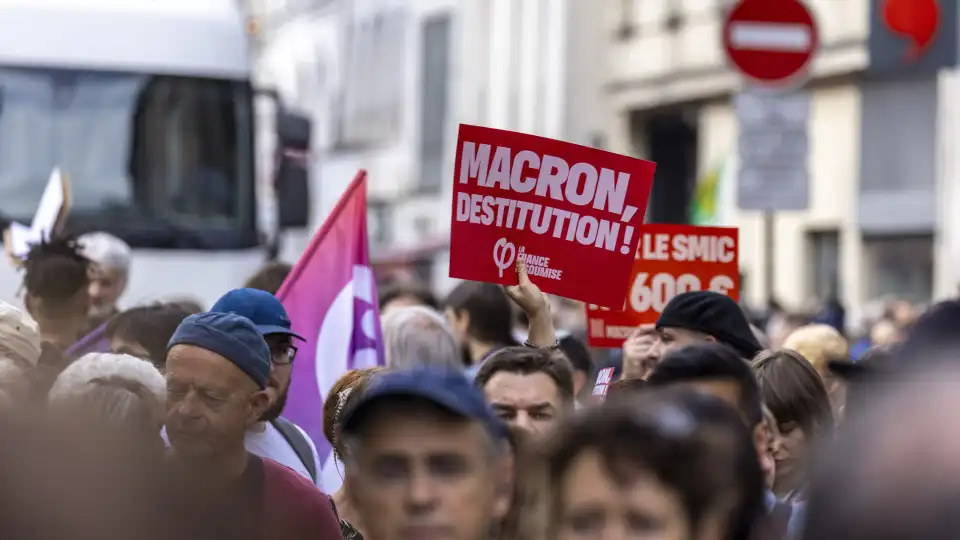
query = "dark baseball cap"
xmin=168 ymin=312 xmax=272 ymax=389
xmin=341 ymin=367 xmax=507 ymax=440
xmin=210 ymin=288 xmax=304 ymax=341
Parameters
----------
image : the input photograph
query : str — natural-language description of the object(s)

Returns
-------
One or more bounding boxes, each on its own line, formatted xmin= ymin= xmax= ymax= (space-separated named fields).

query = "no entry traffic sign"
xmin=723 ymin=0 xmax=819 ymax=87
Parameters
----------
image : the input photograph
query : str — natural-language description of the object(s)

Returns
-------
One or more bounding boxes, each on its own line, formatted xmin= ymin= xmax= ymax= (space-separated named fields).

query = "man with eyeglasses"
xmin=210 ymin=288 xmax=322 ymax=486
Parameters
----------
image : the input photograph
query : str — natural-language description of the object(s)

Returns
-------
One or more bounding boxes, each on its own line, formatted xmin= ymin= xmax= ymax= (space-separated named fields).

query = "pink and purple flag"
xmin=276 ymin=170 xmax=384 ymax=492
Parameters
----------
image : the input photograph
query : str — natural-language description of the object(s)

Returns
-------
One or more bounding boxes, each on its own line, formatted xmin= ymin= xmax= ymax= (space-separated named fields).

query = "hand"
xmin=504 ymin=258 xmax=551 ymax=319
xmin=621 ymin=324 xmax=659 ymax=380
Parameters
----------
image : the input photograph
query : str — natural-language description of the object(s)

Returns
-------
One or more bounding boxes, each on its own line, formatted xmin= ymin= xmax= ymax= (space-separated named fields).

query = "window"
xmin=0 ymin=67 xmax=255 ymax=249
xmin=860 ymin=77 xmax=937 ymax=193
xmin=339 ymin=9 xmax=406 ymax=147
xmin=862 ymin=234 xmax=934 ymax=303
xmin=664 ymin=0 xmax=684 ymax=32
xmin=616 ymin=0 xmax=637 ymax=39
xmin=807 ymin=230 xmax=840 ymax=301
xmin=417 ymin=14 xmax=451 ymax=193
xmin=368 ymin=201 xmax=393 ymax=247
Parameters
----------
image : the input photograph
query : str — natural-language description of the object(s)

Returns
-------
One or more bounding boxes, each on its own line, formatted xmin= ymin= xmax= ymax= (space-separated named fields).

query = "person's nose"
xmin=171 ymin=392 xmax=204 ymax=421
xmin=404 ymin=470 xmax=439 ymax=515
xmin=89 ymin=281 xmax=103 ymax=299
xmin=514 ymin=411 xmax=536 ymax=433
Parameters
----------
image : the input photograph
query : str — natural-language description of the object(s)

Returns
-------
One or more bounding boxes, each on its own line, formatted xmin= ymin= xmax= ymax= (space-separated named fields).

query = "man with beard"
xmin=210 ymin=288 xmax=321 ymax=485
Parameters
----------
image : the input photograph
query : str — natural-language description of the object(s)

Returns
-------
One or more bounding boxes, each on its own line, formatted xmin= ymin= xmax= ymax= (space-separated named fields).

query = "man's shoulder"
xmin=261 ymin=456 xmax=325 ymax=500
xmin=262 ymin=455 xmax=318 ymax=488
xmin=260 ymin=456 xmax=341 ymax=536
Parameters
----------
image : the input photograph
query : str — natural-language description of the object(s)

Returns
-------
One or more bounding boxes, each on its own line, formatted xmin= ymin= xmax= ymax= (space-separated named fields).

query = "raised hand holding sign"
xmin=504 ymin=257 xmax=550 ymax=319
xmin=449 ymin=124 xmax=656 ymax=308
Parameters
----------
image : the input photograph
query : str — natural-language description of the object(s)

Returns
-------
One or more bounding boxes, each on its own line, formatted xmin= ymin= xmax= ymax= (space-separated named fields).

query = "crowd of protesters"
xmin=0 ymin=231 xmax=954 ymax=540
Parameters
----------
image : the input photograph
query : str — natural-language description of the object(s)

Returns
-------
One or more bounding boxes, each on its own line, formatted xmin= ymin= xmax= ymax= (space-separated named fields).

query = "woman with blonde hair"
xmin=321 ymin=366 xmax=389 ymax=540
xmin=782 ymin=324 xmax=850 ymax=418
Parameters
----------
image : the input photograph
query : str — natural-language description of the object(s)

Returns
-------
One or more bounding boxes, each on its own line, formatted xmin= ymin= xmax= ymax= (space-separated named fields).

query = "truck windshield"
xmin=0 ymin=67 xmax=256 ymax=250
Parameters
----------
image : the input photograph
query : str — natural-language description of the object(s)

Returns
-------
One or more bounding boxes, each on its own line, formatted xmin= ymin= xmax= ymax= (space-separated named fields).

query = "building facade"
xmin=256 ymin=0 xmax=610 ymax=294
xmin=245 ymin=0 xmax=456 ymax=287
xmin=603 ymin=0 xmax=958 ymax=322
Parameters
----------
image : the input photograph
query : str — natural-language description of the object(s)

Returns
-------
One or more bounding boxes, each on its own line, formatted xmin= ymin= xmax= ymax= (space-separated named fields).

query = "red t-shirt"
xmin=166 ymin=454 xmax=342 ymax=540
xmin=260 ymin=457 xmax=342 ymax=539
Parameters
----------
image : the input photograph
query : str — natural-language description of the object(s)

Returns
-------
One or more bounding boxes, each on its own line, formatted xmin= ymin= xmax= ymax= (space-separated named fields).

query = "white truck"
xmin=0 ymin=0 xmax=311 ymax=308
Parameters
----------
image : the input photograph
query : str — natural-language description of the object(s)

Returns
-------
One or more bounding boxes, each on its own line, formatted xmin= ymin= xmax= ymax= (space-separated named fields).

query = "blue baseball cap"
xmin=341 ymin=368 xmax=507 ymax=440
xmin=168 ymin=312 xmax=272 ymax=389
xmin=211 ymin=288 xmax=304 ymax=341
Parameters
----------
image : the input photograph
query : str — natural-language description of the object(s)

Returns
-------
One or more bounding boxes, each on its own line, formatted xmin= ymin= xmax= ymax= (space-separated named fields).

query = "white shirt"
xmin=244 ymin=421 xmax=323 ymax=487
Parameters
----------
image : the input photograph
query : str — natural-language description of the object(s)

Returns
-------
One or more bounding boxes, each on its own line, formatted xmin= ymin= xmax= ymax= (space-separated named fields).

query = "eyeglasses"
xmin=271 ymin=344 xmax=298 ymax=365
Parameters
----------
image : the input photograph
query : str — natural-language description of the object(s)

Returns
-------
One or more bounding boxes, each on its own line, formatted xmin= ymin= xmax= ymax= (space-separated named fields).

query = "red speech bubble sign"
xmin=882 ymin=0 xmax=940 ymax=62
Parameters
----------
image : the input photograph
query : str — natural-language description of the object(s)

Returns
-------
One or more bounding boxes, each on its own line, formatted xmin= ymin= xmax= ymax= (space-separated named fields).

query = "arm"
xmin=504 ymin=258 xmax=557 ymax=348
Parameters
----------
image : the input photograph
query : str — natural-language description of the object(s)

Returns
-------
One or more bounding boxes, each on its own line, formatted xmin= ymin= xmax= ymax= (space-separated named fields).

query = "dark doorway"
xmin=638 ymin=110 xmax=698 ymax=224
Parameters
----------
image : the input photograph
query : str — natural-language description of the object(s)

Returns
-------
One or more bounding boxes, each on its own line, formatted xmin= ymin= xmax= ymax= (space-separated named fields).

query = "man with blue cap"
xmin=210 ymin=288 xmax=320 ymax=486
xmin=164 ymin=311 xmax=341 ymax=539
xmin=339 ymin=367 xmax=513 ymax=540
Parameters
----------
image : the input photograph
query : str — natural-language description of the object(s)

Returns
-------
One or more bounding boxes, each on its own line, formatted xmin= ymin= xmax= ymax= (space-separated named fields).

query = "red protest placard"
xmin=449 ymin=124 xmax=656 ymax=308
xmin=586 ymin=225 xmax=739 ymax=348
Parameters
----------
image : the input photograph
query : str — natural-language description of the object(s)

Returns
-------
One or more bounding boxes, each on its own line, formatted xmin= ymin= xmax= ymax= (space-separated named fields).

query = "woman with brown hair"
xmin=753 ymin=349 xmax=835 ymax=502
xmin=321 ymin=367 xmax=388 ymax=540
xmin=544 ymin=389 xmax=766 ymax=540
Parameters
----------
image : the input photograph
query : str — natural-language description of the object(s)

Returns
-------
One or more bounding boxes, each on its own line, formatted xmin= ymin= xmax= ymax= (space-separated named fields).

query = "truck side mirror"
xmin=276 ymin=111 xmax=311 ymax=229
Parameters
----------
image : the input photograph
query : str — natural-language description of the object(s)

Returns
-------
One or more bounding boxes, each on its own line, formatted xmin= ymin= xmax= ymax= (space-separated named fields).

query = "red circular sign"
xmin=722 ymin=0 xmax=819 ymax=86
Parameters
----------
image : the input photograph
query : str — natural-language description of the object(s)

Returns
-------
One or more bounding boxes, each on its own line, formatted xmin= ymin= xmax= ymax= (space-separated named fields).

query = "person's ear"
xmin=703 ymin=334 xmax=717 ymax=344
xmin=457 ymin=310 xmax=471 ymax=335
xmin=246 ymin=389 xmax=272 ymax=425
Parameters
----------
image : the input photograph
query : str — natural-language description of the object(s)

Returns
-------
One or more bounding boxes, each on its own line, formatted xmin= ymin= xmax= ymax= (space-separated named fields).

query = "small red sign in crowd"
xmin=448 ymin=124 xmax=657 ymax=308
xmin=585 ymin=225 xmax=740 ymax=349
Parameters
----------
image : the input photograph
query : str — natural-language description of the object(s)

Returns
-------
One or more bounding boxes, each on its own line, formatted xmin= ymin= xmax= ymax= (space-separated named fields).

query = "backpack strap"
xmin=271 ymin=417 xmax=318 ymax=483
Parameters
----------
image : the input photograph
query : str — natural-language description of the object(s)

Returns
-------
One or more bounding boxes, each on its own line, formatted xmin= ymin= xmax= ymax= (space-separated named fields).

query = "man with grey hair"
xmin=382 ymin=305 xmax=462 ymax=370
xmin=78 ymin=232 xmax=131 ymax=333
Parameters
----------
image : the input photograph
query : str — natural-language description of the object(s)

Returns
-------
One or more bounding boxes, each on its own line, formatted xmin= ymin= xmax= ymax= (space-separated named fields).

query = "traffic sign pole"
xmin=723 ymin=0 xmax=819 ymax=306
